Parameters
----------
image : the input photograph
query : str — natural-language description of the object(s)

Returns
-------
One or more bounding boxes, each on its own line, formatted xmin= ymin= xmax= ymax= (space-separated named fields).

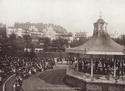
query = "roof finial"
xmin=99 ymin=11 xmax=102 ymax=18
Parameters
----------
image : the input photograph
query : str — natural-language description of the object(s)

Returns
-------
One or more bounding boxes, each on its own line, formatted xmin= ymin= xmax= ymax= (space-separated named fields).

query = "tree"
xmin=42 ymin=37 xmax=51 ymax=52
xmin=23 ymin=34 xmax=32 ymax=51
xmin=0 ymin=25 xmax=7 ymax=55
xmin=5 ymin=33 xmax=18 ymax=55
xmin=121 ymin=35 xmax=125 ymax=46
xmin=70 ymin=37 xmax=88 ymax=47
xmin=52 ymin=38 xmax=68 ymax=52
xmin=112 ymin=35 xmax=125 ymax=46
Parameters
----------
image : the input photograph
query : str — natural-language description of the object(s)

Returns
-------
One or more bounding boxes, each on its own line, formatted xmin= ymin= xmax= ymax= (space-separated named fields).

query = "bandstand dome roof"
xmin=66 ymin=18 xmax=125 ymax=55
xmin=97 ymin=18 xmax=105 ymax=24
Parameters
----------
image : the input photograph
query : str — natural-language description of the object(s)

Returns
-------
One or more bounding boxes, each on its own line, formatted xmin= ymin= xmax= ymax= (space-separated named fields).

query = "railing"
xmin=3 ymin=74 xmax=15 ymax=91
xmin=66 ymin=65 xmax=125 ymax=84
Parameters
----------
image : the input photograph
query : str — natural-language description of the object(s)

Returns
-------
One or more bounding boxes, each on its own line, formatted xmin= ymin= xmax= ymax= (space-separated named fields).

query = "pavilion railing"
xmin=67 ymin=64 xmax=125 ymax=84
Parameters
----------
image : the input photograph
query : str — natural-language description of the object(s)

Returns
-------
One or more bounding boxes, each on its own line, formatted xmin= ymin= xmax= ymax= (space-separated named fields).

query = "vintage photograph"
xmin=0 ymin=0 xmax=125 ymax=91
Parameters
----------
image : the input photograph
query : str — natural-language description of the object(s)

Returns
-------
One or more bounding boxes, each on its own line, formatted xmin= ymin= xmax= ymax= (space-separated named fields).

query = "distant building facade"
xmin=7 ymin=27 xmax=24 ymax=37
xmin=74 ymin=32 xmax=87 ymax=40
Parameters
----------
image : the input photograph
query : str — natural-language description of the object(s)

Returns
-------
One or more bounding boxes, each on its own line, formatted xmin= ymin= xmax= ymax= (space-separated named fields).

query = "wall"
xmin=65 ymin=75 xmax=125 ymax=91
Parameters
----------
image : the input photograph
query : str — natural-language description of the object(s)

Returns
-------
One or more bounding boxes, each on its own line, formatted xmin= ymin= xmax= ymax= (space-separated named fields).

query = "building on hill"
xmin=42 ymin=26 xmax=57 ymax=40
xmin=29 ymin=25 xmax=42 ymax=38
xmin=10 ymin=22 xmax=69 ymax=40
xmin=7 ymin=27 xmax=25 ymax=37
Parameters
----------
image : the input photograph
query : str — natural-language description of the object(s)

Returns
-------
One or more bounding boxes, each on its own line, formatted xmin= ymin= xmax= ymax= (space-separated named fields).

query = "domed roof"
xmin=96 ymin=18 xmax=105 ymax=24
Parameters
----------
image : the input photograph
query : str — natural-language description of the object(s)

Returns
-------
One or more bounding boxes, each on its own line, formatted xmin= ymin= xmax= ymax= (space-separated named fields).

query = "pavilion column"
xmin=77 ymin=59 xmax=79 ymax=71
xmin=77 ymin=54 xmax=80 ymax=72
xmin=121 ymin=60 xmax=124 ymax=79
xmin=113 ymin=58 xmax=117 ymax=79
xmin=91 ymin=58 xmax=94 ymax=80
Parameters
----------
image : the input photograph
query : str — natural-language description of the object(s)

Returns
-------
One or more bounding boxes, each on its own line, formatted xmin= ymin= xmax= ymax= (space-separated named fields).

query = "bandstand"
xmin=65 ymin=17 xmax=125 ymax=91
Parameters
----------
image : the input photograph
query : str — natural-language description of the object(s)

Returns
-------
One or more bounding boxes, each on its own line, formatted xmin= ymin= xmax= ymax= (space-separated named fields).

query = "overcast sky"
xmin=0 ymin=0 xmax=125 ymax=36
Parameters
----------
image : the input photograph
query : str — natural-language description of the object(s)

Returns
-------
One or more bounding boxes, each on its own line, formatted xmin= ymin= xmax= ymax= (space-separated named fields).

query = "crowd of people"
xmin=69 ymin=56 xmax=125 ymax=79
xmin=0 ymin=55 xmax=56 ymax=90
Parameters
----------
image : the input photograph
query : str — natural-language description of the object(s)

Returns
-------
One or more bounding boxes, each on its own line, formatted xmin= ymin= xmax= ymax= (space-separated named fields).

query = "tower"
xmin=93 ymin=17 xmax=108 ymax=37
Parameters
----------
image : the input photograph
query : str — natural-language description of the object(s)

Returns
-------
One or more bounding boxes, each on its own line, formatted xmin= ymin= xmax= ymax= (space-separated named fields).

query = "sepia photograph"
xmin=0 ymin=0 xmax=125 ymax=91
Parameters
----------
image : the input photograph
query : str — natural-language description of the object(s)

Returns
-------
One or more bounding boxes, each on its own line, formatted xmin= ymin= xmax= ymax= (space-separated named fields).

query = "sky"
xmin=0 ymin=0 xmax=125 ymax=36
